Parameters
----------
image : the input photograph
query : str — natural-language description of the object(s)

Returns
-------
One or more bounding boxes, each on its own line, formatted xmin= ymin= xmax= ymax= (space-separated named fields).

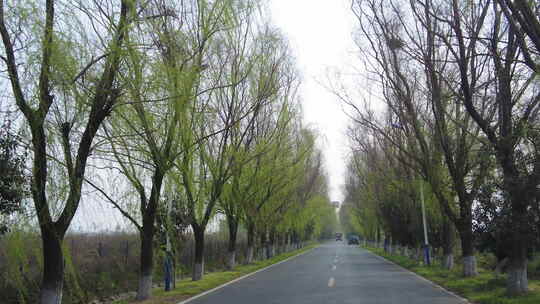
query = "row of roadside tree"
xmin=0 ymin=1 xmax=337 ymax=303
xmin=339 ymin=0 xmax=540 ymax=297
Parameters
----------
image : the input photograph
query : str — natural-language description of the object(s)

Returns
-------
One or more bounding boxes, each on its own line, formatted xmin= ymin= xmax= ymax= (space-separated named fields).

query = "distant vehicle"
xmin=348 ymin=235 xmax=360 ymax=245
xmin=335 ymin=232 xmax=343 ymax=241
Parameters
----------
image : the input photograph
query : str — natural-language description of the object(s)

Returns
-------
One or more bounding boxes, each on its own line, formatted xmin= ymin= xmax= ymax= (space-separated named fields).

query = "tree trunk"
xmin=495 ymin=257 xmax=509 ymax=275
xmin=268 ymin=229 xmax=276 ymax=258
xmin=443 ymin=253 xmax=454 ymax=270
xmin=506 ymin=203 xmax=529 ymax=295
xmin=276 ymin=234 xmax=281 ymax=254
xmin=442 ymin=219 xmax=455 ymax=270
xmin=226 ymin=218 xmax=238 ymax=270
xmin=246 ymin=223 xmax=255 ymax=264
xmin=416 ymin=247 xmax=423 ymax=261
xmin=384 ymin=237 xmax=390 ymax=253
xmin=136 ymin=227 xmax=154 ymax=300
xmin=260 ymin=231 xmax=269 ymax=259
xmin=192 ymin=225 xmax=205 ymax=281
xmin=457 ymin=219 xmax=477 ymax=277
xmin=39 ymin=228 xmax=65 ymax=304
xmin=136 ymin=171 xmax=163 ymax=300
xmin=284 ymin=232 xmax=291 ymax=252
xmin=507 ymin=258 xmax=528 ymax=295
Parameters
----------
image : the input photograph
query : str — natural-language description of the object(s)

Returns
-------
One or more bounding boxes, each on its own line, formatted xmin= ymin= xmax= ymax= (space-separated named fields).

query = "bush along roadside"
xmin=112 ymin=242 xmax=319 ymax=304
xmin=362 ymin=245 xmax=540 ymax=304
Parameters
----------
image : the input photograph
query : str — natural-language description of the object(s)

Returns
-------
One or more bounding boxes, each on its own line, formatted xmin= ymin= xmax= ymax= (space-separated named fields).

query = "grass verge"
xmin=363 ymin=246 xmax=540 ymax=304
xmin=114 ymin=243 xmax=318 ymax=304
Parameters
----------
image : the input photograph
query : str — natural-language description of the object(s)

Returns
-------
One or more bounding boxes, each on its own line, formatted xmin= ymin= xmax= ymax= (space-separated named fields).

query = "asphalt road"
xmin=183 ymin=242 xmax=466 ymax=304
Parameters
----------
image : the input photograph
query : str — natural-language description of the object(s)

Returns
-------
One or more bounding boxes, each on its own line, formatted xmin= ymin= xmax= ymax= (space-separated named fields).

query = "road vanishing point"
xmin=181 ymin=242 xmax=467 ymax=304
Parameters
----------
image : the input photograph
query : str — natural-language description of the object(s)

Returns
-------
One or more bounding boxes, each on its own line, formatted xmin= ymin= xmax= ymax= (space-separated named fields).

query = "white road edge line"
xmin=176 ymin=246 xmax=318 ymax=304
xmin=362 ymin=248 xmax=470 ymax=304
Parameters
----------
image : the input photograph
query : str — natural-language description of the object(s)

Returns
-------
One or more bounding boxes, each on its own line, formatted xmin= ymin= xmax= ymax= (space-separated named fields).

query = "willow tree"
xmin=340 ymin=148 xmax=382 ymax=242
xmin=211 ymin=2 xmax=270 ymax=270
xmin=237 ymin=96 xmax=305 ymax=261
xmin=280 ymin=133 xmax=334 ymax=246
xmin=0 ymin=1 xmax=136 ymax=302
xmin=87 ymin=0 xmax=239 ymax=299
xmin=165 ymin=1 xmax=271 ymax=281
xmin=218 ymin=21 xmax=302 ymax=268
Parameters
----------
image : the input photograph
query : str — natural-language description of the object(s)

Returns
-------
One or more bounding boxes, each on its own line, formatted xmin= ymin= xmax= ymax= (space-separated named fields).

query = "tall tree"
xmin=91 ymin=0 xmax=233 ymax=299
xmin=454 ymin=1 xmax=540 ymax=294
xmin=0 ymin=1 xmax=135 ymax=302
xmin=169 ymin=3 xmax=271 ymax=280
xmin=350 ymin=0 xmax=495 ymax=275
xmin=218 ymin=21 xmax=301 ymax=268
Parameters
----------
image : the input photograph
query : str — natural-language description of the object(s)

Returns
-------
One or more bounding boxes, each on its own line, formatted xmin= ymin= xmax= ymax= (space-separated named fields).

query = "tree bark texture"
xmin=136 ymin=170 xmax=164 ymax=300
xmin=506 ymin=196 xmax=529 ymax=295
xmin=39 ymin=229 xmax=64 ymax=304
xmin=268 ymin=230 xmax=276 ymax=258
xmin=442 ymin=219 xmax=455 ymax=270
xmin=192 ymin=225 xmax=205 ymax=281
xmin=246 ymin=224 xmax=255 ymax=264
xmin=136 ymin=227 xmax=155 ymax=300
xmin=457 ymin=218 xmax=477 ymax=276
xmin=226 ymin=218 xmax=238 ymax=270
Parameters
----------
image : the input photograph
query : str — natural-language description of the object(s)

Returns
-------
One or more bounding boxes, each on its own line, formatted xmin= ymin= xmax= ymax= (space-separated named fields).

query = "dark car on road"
xmin=348 ymin=235 xmax=360 ymax=245
xmin=335 ymin=232 xmax=343 ymax=241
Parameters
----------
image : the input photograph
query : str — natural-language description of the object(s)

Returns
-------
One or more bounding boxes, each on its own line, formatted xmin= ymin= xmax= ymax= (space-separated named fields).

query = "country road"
xmin=182 ymin=242 xmax=467 ymax=304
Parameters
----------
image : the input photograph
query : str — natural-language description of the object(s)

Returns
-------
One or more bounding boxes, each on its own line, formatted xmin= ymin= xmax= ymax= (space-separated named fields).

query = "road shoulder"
xmin=361 ymin=246 xmax=540 ymax=304
xmin=112 ymin=244 xmax=319 ymax=304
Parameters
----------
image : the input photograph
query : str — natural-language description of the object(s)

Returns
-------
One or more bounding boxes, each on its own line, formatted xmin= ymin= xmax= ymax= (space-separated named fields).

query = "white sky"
xmin=269 ymin=0 xmax=358 ymax=203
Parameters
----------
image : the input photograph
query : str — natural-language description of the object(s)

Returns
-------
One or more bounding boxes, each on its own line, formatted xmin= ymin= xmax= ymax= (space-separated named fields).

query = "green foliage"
xmin=0 ymin=230 xmax=40 ymax=304
xmin=0 ymin=121 xmax=27 ymax=235
xmin=341 ymin=146 xmax=445 ymax=247
xmin=1 ymin=0 xmax=332 ymax=301
xmin=62 ymin=244 xmax=85 ymax=303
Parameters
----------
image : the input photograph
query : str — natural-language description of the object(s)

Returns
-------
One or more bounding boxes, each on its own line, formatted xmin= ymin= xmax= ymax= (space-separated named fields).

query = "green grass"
xmin=114 ymin=243 xmax=319 ymax=304
xmin=364 ymin=246 xmax=540 ymax=304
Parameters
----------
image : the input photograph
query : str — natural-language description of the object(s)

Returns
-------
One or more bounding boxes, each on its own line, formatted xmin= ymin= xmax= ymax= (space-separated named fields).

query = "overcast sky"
xmin=269 ymin=0 xmax=358 ymax=203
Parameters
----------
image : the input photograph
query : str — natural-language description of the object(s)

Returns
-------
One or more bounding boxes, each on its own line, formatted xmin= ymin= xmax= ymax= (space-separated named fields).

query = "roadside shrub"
xmin=477 ymin=252 xmax=497 ymax=271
